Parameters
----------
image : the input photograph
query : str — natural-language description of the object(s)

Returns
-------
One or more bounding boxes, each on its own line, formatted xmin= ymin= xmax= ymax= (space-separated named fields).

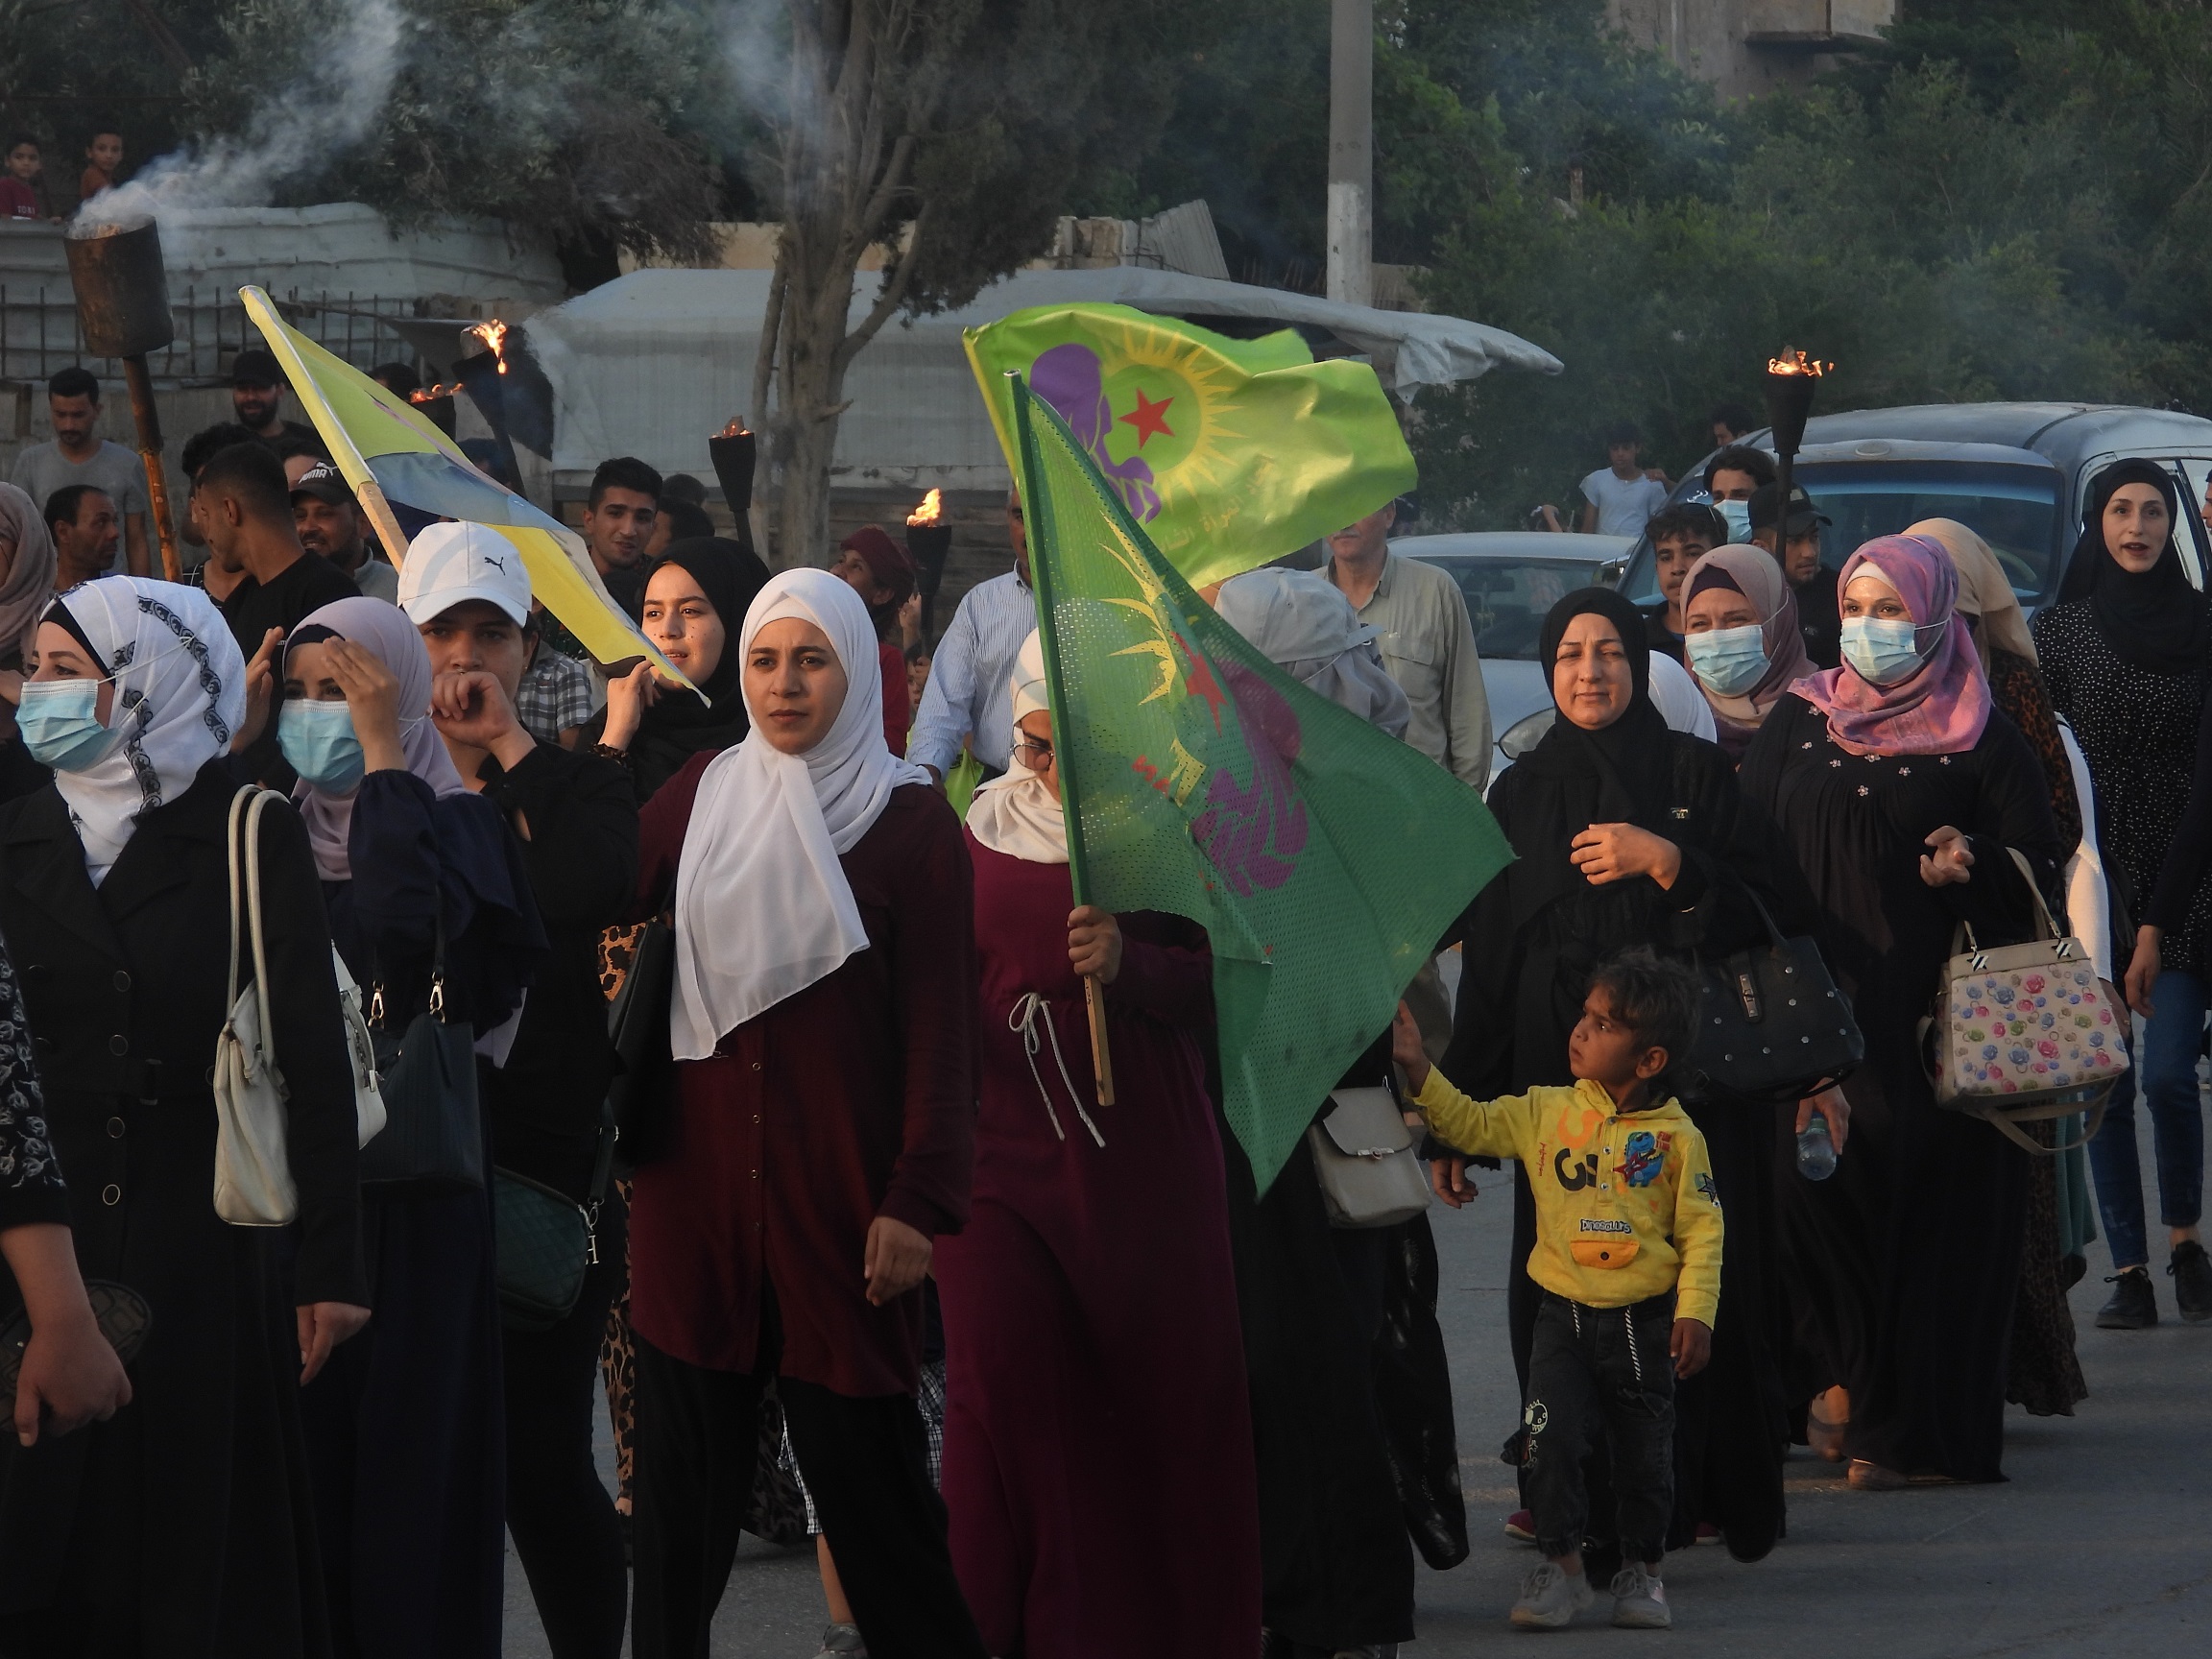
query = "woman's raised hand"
xmin=600 ymin=661 xmax=660 ymax=753
xmin=1918 ymin=826 xmax=1974 ymax=887
xmin=1571 ymin=823 xmax=1683 ymax=889
xmin=323 ymin=638 xmax=407 ymax=774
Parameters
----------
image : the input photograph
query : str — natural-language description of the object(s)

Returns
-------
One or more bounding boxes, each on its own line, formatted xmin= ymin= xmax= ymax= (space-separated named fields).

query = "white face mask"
xmin=1686 ymin=623 xmax=1769 ymax=696
xmin=1716 ymin=499 xmax=1753 ymax=543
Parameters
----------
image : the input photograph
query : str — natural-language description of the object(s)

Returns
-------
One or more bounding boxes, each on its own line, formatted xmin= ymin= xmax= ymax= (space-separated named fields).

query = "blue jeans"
xmin=2088 ymin=969 xmax=2208 ymax=1269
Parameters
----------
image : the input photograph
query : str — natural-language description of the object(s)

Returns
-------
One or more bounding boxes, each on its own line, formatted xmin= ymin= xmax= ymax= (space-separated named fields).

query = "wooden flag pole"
xmin=1009 ymin=371 xmax=1115 ymax=1107
xmin=238 ymin=285 xmax=410 ymax=571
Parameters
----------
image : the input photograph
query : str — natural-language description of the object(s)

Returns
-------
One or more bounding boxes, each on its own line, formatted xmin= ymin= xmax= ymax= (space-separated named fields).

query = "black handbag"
xmin=604 ymin=917 xmax=676 ymax=1171
xmin=1689 ymin=888 xmax=1863 ymax=1105
xmin=358 ymin=919 xmax=485 ymax=1190
xmin=493 ymin=1103 xmax=617 ymax=1334
xmin=0 ymin=1281 xmax=152 ymax=1407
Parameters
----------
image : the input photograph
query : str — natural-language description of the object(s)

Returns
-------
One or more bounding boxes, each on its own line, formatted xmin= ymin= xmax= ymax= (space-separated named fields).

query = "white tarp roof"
xmin=525 ymin=266 xmax=1561 ymax=488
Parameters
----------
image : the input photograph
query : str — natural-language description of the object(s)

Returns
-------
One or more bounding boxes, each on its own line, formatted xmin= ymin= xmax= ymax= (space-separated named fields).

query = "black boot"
xmin=2169 ymin=1239 xmax=2212 ymax=1323
xmin=2096 ymin=1266 xmax=2158 ymax=1330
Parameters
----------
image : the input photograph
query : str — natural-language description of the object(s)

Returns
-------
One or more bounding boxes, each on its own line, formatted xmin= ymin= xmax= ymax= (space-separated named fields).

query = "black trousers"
xmin=503 ymin=1193 xmax=629 ymax=1659
xmin=1524 ymin=1292 xmax=1676 ymax=1568
xmin=631 ymin=1333 xmax=985 ymax=1659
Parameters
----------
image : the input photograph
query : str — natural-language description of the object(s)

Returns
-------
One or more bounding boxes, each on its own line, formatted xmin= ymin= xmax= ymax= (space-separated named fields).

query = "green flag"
xmin=1012 ymin=376 xmax=1512 ymax=1189
xmin=967 ymin=303 xmax=1416 ymax=589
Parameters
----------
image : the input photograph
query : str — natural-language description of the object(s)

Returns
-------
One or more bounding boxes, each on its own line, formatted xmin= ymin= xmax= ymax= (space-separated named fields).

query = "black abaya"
xmin=1739 ymin=694 xmax=2063 ymax=1481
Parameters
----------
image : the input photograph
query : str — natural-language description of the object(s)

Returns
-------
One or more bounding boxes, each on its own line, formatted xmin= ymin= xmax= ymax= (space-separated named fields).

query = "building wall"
xmin=1607 ymin=1 xmax=1896 ymax=100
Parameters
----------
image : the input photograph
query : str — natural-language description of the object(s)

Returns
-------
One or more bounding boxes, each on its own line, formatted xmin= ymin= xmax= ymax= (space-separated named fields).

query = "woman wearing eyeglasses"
xmin=933 ymin=630 xmax=1261 ymax=1658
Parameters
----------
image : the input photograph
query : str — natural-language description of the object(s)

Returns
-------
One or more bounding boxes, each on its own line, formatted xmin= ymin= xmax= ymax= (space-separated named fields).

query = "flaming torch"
xmin=407 ymin=382 xmax=461 ymax=438
xmin=905 ymin=488 xmax=950 ymax=638
xmin=61 ymin=216 xmax=182 ymax=580
xmin=1764 ymin=349 xmax=1831 ymax=545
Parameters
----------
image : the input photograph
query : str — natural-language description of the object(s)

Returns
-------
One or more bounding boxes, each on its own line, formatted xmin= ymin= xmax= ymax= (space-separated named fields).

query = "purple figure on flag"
xmin=1191 ymin=662 xmax=1308 ymax=896
xmin=1029 ymin=343 xmax=1163 ymax=521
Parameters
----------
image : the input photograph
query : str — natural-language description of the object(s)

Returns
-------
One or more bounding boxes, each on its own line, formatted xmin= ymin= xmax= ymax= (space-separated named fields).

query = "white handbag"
xmin=212 ymin=789 xmax=387 ymax=1227
xmin=1305 ymin=1086 xmax=1433 ymax=1229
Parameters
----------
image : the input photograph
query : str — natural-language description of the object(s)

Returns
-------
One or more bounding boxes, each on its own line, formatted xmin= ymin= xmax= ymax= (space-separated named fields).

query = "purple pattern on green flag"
xmin=1012 ymin=378 xmax=1514 ymax=1190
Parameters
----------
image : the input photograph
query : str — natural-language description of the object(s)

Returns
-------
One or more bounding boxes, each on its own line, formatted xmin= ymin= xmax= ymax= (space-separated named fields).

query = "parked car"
xmin=1618 ymin=401 xmax=2212 ymax=614
xmin=1393 ymin=530 xmax=1630 ymax=773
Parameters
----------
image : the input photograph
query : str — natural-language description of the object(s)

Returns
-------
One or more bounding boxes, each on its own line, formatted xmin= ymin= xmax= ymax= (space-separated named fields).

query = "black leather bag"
xmin=358 ymin=922 xmax=485 ymax=1190
xmin=605 ymin=918 xmax=676 ymax=1171
xmin=1689 ymin=889 xmax=1863 ymax=1105
xmin=493 ymin=1103 xmax=617 ymax=1333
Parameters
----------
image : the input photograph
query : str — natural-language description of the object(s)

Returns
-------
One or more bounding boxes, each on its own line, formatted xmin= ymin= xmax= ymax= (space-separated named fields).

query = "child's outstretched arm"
xmin=1390 ymin=1001 xmax=1527 ymax=1163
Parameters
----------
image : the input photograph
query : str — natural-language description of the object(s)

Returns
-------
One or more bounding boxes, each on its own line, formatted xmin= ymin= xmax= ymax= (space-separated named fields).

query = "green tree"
xmin=740 ymin=0 xmax=1205 ymax=564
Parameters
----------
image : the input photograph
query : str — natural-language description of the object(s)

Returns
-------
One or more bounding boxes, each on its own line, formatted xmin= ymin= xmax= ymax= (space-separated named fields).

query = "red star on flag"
xmin=1118 ymin=389 xmax=1175 ymax=447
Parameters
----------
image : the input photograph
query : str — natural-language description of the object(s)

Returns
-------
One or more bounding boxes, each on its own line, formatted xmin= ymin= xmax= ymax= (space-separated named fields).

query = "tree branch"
xmin=835 ymin=200 xmax=931 ymax=379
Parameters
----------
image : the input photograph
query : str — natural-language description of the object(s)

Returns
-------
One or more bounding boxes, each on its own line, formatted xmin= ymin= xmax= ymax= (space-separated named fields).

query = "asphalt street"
xmin=505 ymin=1096 xmax=2212 ymax=1657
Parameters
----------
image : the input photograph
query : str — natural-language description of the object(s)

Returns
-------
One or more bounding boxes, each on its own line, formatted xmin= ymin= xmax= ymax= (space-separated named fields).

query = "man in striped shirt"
xmin=910 ymin=491 xmax=1038 ymax=782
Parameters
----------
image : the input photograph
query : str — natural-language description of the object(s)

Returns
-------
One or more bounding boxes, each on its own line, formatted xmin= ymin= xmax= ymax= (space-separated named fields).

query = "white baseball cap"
xmin=397 ymin=521 xmax=532 ymax=627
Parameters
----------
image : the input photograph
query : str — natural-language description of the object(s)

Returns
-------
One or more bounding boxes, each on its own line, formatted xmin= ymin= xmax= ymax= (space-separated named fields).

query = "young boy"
xmin=1392 ymin=948 xmax=1721 ymax=1632
xmin=81 ymin=128 xmax=123 ymax=202
xmin=3 ymin=136 xmax=45 ymax=220
xmin=1639 ymin=502 xmax=1726 ymax=663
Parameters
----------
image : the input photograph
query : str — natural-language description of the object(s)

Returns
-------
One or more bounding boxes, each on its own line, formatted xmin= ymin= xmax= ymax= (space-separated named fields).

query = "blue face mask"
xmin=277 ymin=699 xmax=365 ymax=792
xmin=1715 ymin=499 xmax=1752 ymax=543
xmin=1839 ymin=615 xmax=1926 ymax=686
xmin=1686 ymin=623 xmax=1770 ymax=696
xmin=17 ymin=678 xmax=125 ymax=772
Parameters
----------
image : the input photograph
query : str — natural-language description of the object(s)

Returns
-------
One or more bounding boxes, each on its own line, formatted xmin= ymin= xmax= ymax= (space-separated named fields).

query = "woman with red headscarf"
xmin=833 ymin=526 xmax=919 ymax=755
xmin=1741 ymin=534 xmax=2064 ymax=1489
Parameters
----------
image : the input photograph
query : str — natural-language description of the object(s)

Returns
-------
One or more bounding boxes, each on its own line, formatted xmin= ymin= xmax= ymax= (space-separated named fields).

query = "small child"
xmin=3 ymin=136 xmax=44 ymax=221
xmin=1392 ymin=948 xmax=1721 ymax=1632
xmin=81 ymin=128 xmax=123 ymax=202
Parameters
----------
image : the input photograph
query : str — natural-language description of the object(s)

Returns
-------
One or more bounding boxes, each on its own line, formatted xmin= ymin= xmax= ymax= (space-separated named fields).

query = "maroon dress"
xmin=627 ymin=752 xmax=976 ymax=1397
xmin=935 ymin=835 xmax=1262 ymax=1657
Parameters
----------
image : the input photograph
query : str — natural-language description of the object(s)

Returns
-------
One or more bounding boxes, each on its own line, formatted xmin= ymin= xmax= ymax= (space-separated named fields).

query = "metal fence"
xmin=0 ymin=288 xmax=426 ymax=386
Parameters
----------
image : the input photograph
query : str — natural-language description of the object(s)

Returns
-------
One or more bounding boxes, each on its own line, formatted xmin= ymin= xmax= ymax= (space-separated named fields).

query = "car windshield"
xmin=1623 ymin=462 xmax=2064 ymax=608
xmin=1415 ymin=557 xmax=1612 ymax=661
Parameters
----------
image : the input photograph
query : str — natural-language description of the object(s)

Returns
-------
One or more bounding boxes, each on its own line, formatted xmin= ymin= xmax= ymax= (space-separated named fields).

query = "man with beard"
xmin=228 ymin=348 xmax=320 ymax=447
xmin=291 ymin=460 xmax=398 ymax=603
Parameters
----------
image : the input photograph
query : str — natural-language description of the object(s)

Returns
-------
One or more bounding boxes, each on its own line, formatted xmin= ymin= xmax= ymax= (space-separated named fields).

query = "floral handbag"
xmin=1925 ymin=851 xmax=2128 ymax=1153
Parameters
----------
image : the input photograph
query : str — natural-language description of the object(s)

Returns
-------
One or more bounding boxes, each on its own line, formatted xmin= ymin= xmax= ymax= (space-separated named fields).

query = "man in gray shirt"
xmin=1323 ymin=499 xmax=1491 ymax=792
xmin=10 ymin=366 xmax=150 ymax=576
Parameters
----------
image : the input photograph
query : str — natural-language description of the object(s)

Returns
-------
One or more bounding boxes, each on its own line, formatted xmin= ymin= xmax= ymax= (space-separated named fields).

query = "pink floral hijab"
xmin=1793 ymin=533 xmax=1993 ymax=757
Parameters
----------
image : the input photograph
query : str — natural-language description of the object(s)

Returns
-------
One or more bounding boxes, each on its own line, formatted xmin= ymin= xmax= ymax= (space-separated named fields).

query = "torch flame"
xmin=906 ymin=488 xmax=945 ymax=528
xmin=719 ymin=417 xmax=751 ymax=439
xmin=1767 ymin=349 xmax=1833 ymax=377
xmin=468 ymin=319 xmax=511 ymax=373
xmin=408 ymin=383 xmax=465 ymax=405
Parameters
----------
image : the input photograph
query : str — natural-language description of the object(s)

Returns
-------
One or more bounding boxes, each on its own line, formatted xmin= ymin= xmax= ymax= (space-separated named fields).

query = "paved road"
xmin=505 ymin=1102 xmax=2212 ymax=1655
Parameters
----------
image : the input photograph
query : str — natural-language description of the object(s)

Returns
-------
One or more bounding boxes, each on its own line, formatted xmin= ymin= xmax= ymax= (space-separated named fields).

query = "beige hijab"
xmin=1907 ymin=517 xmax=2036 ymax=668
xmin=0 ymin=483 xmax=58 ymax=666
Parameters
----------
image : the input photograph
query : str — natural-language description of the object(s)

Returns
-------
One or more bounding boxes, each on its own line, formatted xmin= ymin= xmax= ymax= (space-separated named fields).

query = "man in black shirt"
xmin=1749 ymin=479 xmax=1839 ymax=668
xmin=229 ymin=348 xmax=322 ymax=449
xmin=198 ymin=441 xmax=359 ymax=781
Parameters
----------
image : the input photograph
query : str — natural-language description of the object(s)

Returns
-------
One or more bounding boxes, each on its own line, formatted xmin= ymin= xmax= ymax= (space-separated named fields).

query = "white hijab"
xmin=47 ymin=577 xmax=245 ymax=885
xmin=671 ymin=567 xmax=932 ymax=1059
xmin=1214 ymin=567 xmax=1410 ymax=737
xmin=967 ymin=629 xmax=1070 ymax=865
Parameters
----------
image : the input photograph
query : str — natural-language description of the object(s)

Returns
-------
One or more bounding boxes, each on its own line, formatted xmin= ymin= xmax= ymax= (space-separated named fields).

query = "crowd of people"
xmin=0 ymin=338 xmax=2201 ymax=1659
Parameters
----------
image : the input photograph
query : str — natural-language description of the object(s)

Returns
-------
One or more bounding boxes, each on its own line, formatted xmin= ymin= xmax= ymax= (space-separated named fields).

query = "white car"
xmin=1392 ymin=531 xmax=1633 ymax=774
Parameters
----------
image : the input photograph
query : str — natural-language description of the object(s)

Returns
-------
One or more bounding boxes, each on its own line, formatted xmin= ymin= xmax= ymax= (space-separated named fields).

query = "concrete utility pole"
xmin=1327 ymin=0 xmax=1373 ymax=308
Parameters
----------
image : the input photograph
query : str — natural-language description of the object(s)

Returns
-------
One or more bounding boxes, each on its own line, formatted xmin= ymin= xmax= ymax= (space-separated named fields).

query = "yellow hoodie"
xmin=1412 ymin=1070 xmax=1723 ymax=1328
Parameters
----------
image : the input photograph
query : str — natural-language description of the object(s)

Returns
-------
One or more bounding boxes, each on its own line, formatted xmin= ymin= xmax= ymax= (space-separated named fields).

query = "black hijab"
xmin=1505 ymin=588 xmax=1679 ymax=928
xmin=2055 ymin=458 xmax=2210 ymax=675
xmin=591 ymin=536 xmax=770 ymax=800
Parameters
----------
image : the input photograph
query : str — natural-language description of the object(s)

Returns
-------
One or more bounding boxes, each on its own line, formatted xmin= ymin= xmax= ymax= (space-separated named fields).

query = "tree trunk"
xmin=752 ymin=0 xmax=940 ymax=568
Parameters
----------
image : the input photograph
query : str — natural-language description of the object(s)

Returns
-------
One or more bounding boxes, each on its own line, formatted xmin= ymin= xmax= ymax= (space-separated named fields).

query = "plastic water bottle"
xmin=1796 ymin=1109 xmax=1838 ymax=1181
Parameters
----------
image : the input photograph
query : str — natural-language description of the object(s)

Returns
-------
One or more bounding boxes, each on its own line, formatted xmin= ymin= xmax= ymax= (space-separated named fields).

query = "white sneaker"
xmin=1609 ymin=1564 xmax=1671 ymax=1629
xmin=1510 ymin=1561 xmax=1596 ymax=1629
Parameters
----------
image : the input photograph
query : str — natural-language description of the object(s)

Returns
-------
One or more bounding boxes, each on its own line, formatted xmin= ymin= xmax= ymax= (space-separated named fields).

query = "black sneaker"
xmin=2169 ymin=1239 xmax=2212 ymax=1323
xmin=2097 ymin=1266 xmax=2158 ymax=1329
